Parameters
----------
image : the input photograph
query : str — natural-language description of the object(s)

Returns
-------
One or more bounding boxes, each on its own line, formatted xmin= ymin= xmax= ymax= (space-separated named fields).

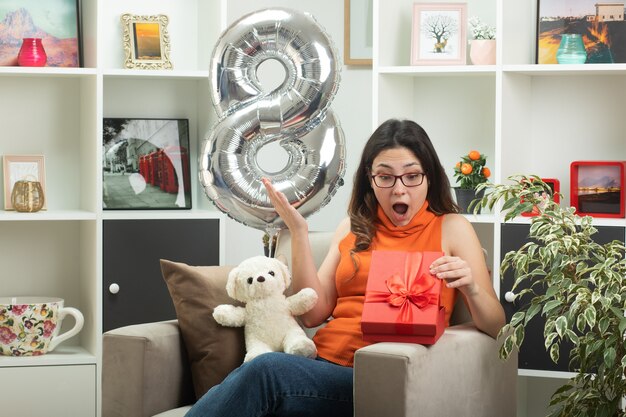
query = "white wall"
xmin=221 ymin=1 xmax=373 ymax=264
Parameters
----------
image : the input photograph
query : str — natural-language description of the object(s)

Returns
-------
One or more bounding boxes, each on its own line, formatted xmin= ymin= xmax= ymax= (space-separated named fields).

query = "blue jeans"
xmin=185 ymin=352 xmax=353 ymax=417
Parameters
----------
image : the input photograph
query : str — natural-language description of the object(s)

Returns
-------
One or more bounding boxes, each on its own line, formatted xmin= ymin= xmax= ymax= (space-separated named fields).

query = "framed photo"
xmin=411 ymin=3 xmax=467 ymax=65
xmin=537 ymin=1 xmax=626 ymax=64
xmin=121 ymin=14 xmax=172 ymax=70
xmin=2 ymin=155 xmax=46 ymax=210
xmin=0 ymin=0 xmax=81 ymax=67
xmin=521 ymin=178 xmax=561 ymax=217
xmin=570 ymin=161 xmax=625 ymax=218
xmin=344 ymin=0 xmax=373 ymax=66
xmin=103 ymin=118 xmax=191 ymax=210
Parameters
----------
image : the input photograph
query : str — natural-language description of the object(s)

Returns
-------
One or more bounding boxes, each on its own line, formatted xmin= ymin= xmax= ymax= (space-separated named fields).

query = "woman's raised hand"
xmin=262 ymin=178 xmax=308 ymax=234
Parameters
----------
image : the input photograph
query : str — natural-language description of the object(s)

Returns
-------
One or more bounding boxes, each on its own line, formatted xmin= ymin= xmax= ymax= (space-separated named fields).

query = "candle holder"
xmin=11 ymin=180 xmax=45 ymax=212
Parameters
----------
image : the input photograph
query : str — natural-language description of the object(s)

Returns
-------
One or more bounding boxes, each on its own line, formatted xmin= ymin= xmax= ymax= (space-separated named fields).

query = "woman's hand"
xmin=261 ymin=178 xmax=308 ymax=234
xmin=429 ymin=255 xmax=479 ymax=297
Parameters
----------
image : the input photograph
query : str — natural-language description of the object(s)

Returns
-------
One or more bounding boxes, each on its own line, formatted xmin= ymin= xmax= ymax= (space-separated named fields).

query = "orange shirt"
xmin=313 ymin=202 xmax=457 ymax=366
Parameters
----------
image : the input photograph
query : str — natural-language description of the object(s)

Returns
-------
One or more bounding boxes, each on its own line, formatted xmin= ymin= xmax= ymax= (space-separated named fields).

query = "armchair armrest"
xmin=102 ymin=320 xmax=194 ymax=417
xmin=354 ymin=324 xmax=517 ymax=417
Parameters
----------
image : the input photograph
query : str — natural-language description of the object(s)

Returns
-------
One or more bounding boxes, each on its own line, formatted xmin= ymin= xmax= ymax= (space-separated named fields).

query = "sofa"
xmin=102 ymin=231 xmax=517 ymax=417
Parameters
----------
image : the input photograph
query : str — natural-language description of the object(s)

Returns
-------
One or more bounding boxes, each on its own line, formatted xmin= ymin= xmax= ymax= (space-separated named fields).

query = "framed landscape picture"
xmin=102 ymin=118 xmax=191 ymax=210
xmin=0 ymin=0 xmax=81 ymax=67
xmin=537 ymin=0 xmax=626 ymax=64
xmin=411 ymin=3 xmax=467 ymax=65
xmin=570 ymin=161 xmax=625 ymax=218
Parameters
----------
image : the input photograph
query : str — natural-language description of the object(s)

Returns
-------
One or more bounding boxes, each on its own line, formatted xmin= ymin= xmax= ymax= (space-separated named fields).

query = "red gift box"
xmin=361 ymin=250 xmax=445 ymax=344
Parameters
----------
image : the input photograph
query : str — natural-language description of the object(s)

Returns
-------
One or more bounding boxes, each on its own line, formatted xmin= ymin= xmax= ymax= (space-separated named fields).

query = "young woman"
xmin=185 ymin=119 xmax=505 ymax=417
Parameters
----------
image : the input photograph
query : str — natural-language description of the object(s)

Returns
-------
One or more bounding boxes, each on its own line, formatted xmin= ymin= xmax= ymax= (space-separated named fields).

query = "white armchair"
xmin=102 ymin=231 xmax=516 ymax=417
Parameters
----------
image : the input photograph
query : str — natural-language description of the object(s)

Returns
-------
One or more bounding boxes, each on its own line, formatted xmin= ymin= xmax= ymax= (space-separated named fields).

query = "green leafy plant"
xmin=453 ymin=150 xmax=491 ymax=190
xmin=476 ymin=175 xmax=626 ymax=417
xmin=469 ymin=16 xmax=496 ymax=40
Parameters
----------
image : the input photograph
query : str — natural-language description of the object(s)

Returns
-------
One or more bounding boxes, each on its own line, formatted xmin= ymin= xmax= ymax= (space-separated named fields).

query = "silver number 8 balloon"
xmin=199 ymin=8 xmax=346 ymax=233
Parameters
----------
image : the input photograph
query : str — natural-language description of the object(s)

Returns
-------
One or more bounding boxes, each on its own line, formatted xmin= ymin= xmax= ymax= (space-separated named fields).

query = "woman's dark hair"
xmin=348 ymin=119 xmax=458 ymax=253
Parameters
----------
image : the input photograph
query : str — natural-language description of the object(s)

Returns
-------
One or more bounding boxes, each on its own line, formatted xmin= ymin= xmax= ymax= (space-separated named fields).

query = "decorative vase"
xmin=17 ymin=38 xmax=47 ymax=67
xmin=469 ymin=39 xmax=496 ymax=65
xmin=556 ymin=34 xmax=587 ymax=64
xmin=454 ymin=188 xmax=484 ymax=214
xmin=11 ymin=180 xmax=45 ymax=212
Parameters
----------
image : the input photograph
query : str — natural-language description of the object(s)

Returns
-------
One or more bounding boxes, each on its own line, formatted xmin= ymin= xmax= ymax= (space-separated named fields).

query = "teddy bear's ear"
xmin=226 ymin=267 xmax=241 ymax=300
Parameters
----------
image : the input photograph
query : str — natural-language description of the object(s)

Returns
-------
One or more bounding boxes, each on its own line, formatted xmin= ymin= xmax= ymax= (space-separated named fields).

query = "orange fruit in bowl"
xmin=468 ymin=150 xmax=481 ymax=160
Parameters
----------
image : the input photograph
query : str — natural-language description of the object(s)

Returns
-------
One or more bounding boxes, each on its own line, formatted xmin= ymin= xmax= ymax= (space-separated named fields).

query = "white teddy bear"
xmin=213 ymin=255 xmax=319 ymax=363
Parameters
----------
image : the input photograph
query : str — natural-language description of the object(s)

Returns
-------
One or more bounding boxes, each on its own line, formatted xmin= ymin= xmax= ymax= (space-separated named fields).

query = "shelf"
xmin=377 ymin=65 xmax=496 ymax=76
xmin=503 ymin=215 xmax=626 ymax=228
xmin=0 ymin=210 xmax=96 ymax=221
xmin=102 ymin=68 xmax=209 ymax=80
xmin=503 ymin=63 xmax=626 ymax=76
xmin=518 ymin=369 xmax=577 ymax=380
xmin=101 ymin=209 xmax=224 ymax=220
xmin=0 ymin=345 xmax=96 ymax=368
xmin=378 ymin=64 xmax=626 ymax=77
xmin=461 ymin=213 xmax=497 ymax=224
xmin=0 ymin=67 xmax=97 ymax=78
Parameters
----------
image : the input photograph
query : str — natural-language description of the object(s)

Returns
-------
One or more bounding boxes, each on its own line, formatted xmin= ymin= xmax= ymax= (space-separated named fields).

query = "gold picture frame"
xmin=2 ymin=155 xmax=46 ymax=210
xmin=121 ymin=13 xmax=172 ymax=70
xmin=344 ymin=0 xmax=373 ymax=66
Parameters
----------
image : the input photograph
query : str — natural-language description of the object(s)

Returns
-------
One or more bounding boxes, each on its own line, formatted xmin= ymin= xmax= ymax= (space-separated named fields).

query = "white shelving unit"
xmin=0 ymin=1 xmax=226 ymax=415
xmin=374 ymin=0 xmax=626 ymax=415
xmin=2 ymin=0 xmax=625 ymax=415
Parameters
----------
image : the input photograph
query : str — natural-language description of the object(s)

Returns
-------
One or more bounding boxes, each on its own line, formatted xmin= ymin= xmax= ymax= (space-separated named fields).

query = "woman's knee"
xmin=244 ymin=352 xmax=288 ymax=374
xmin=241 ymin=352 xmax=305 ymax=384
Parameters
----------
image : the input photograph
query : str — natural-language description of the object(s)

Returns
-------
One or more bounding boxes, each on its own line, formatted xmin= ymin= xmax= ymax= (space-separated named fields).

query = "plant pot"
xmin=454 ymin=188 xmax=484 ymax=214
xmin=469 ymin=39 xmax=496 ymax=65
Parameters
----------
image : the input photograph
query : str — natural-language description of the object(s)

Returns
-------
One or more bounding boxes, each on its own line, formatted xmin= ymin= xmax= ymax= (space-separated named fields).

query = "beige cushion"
xmin=160 ymin=259 xmax=245 ymax=400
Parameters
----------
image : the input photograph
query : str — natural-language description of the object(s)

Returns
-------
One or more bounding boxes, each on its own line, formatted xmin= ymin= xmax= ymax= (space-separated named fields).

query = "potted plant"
xmin=453 ymin=150 xmax=491 ymax=213
xmin=468 ymin=16 xmax=496 ymax=65
xmin=476 ymin=175 xmax=626 ymax=417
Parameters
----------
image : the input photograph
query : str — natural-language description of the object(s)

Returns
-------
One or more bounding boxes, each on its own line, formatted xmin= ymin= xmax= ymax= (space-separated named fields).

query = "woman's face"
xmin=370 ymin=146 xmax=428 ymax=227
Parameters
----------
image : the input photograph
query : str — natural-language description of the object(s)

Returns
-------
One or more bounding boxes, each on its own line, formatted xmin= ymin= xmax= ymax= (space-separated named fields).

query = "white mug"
xmin=0 ymin=297 xmax=84 ymax=356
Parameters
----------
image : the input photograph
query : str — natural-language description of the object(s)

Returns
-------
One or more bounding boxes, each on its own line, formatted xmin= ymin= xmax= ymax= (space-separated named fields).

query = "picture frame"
xmin=537 ymin=1 xmax=626 ymax=64
xmin=411 ymin=3 xmax=467 ymax=65
xmin=344 ymin=0 xmax=373 ymax=66
xmin=121 ymin=14 xmax=172 ymax=70
xmin=2 ymin=155 xmax=46 ymax=210
xmin=102 ymin=118 xmax=191 ymax=210
xmin=0 ymin=0 xmax=82 ymax=67
xmin=570 ymin=161 xmax=625 ymax=218
xmin=521 ymin=178 xmax=560 ymax=217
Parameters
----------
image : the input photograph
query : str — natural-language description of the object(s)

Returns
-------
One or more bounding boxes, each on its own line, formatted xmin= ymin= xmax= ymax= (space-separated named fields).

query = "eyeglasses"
xmin=371 ymin=173 xmax=426 ymax=188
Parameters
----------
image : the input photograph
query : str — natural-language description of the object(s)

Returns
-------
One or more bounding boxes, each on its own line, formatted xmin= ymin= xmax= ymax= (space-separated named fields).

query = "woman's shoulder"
xmin=441 ymin=212 xmax=473 ymax=232
xmin=333 ymin=217 xmax=351 ymax=242
xmin=441 ymin=212 xmax=480 ymax=253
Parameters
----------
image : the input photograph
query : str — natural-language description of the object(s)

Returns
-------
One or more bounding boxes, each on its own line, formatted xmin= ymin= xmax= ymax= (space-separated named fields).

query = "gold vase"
xmin=11 ymin=180 xmax=45 ymax=212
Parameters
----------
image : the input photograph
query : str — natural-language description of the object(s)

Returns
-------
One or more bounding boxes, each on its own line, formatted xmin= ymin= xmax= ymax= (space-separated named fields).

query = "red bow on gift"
xmin=365 ymin=252 xmax=439 ymax=330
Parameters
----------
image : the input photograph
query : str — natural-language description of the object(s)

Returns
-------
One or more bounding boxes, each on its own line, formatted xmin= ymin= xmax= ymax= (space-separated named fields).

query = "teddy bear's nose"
xmin=257 ymin=276 xmax=265 ymax=283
